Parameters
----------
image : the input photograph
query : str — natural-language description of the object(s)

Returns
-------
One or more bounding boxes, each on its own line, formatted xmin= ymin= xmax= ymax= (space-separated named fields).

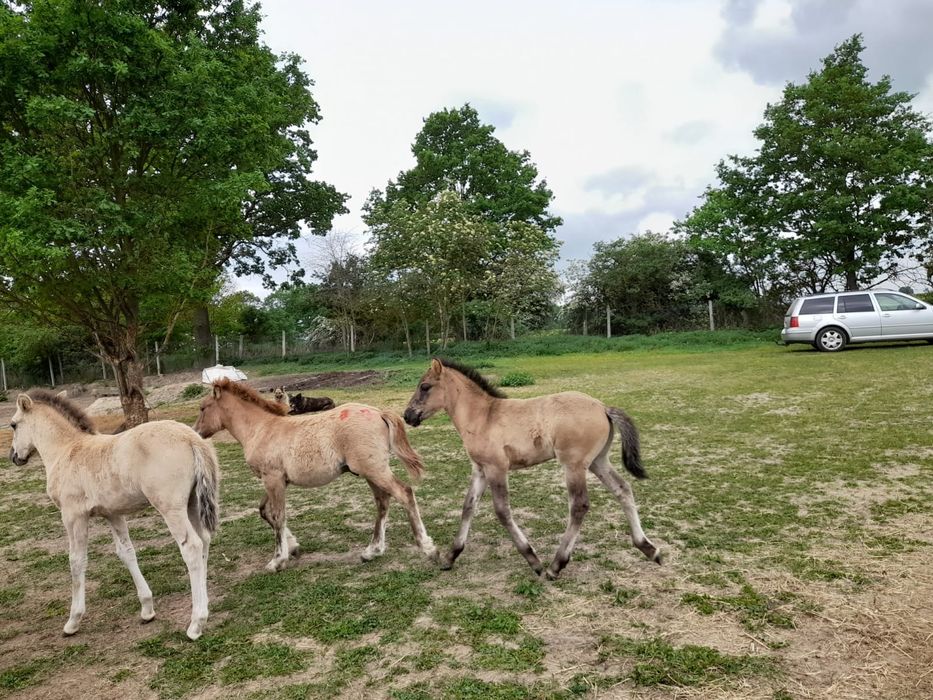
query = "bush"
xmin=0 ymin=390 xmax=7 ymax=403
xmin=181 ymin=384 xmax=205 ymax=400
xmin=499 ymin=371 xmax=534 ymax=387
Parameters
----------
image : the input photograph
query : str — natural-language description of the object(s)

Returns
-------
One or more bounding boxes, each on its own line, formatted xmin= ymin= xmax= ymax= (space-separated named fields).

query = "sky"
xmin=239 ymin=0 xmax=933 ymax=294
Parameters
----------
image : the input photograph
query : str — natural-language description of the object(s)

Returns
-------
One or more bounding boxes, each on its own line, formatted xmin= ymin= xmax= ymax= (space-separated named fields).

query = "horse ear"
xmin=56 ymin=390 xmax=68 ymax=398
xmin=16 ymin=394 xmax=33 ymax=412
xmin=212 ymin=385 xmax=222 ymax=400
xmin=430 ymin=358 xmax=443 ymax=377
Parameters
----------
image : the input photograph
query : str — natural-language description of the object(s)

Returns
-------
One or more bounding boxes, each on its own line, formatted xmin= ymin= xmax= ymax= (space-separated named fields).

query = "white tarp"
xmin=201 ymin=364 xmax=248 ymax=384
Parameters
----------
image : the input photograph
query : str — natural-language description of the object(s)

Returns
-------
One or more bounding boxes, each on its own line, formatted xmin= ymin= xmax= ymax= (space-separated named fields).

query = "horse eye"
xmin=420 ymin=383 xmax=431 ymax=392
xmin=9 ymin=422 xmax=15 ymax=431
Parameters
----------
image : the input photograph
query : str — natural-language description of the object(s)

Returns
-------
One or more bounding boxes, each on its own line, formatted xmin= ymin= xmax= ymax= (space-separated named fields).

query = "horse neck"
xmin=219 ymin=397 xmax=276 ymax=447
xmin=444 ymin=372 xmax=495 ymax=437
xmin=31 ymin=407 xmax=84 ymax=469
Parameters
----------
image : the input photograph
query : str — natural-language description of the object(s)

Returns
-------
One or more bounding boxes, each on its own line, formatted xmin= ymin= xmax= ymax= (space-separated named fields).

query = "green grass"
xmin=3 ymin=335 xmax=933 ymax=698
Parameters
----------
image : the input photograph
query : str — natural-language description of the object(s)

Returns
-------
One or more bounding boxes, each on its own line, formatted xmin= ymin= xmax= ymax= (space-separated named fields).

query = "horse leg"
xmin=62 ymin=510 xmax=89 ymax=636
xmin=366 ymin=468 xmax=437 ymax=561
xmin=107 ymin=515 xmax=155 ymax=623
xmin=546 ymin=464 xmax=590 ymax=580
xmin=259 ymin=475 xmax=291 ymax=572
xmin=590 ymin=456 xmax=661 ymax=563
xmin=488 ymin=472 xmax=544 ymax=576
xmin=441 ymin=462 xmax=487 ymax=570
xmin=160 ymin=507 xmax=208 ymax=640
xmin=361 ymin=480 xmax=390 ymax=561
xmin=260 ymin=490 xmax=299 ymax=559
xmin=187 ymin=494 xmax=211 ymax=571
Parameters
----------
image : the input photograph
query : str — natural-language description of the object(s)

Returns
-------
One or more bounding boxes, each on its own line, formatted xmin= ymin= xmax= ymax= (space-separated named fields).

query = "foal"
xmin=194 ymin=379 xmax=436 ymax=571
xmin=404 ymin=359 xmax=660 ymax=579
xmin=8 ymin=390 xmax=219 ymax=640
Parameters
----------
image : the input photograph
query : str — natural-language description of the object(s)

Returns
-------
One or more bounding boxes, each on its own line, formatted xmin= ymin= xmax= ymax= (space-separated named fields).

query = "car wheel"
xmin=815 ymin=326 xmax=847 ymax=352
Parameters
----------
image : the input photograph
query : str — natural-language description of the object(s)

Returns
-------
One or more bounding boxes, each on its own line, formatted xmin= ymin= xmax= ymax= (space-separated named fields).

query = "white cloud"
xmin=234 ymin=0 xmax=933 ymax=295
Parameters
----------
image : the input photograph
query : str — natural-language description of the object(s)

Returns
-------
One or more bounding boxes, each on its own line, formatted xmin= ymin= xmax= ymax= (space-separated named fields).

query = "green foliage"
xmin=180 ymin=384 xmax=205 ymax=400
xmin=680 ymin=35 xmax=933 ymax=294
xmin=499 ymin=370 xmax=535 ymax=387
xmin=599 ymin=636 xmax=775 ymax=687
xmin=0 ymin=0 xmax=345 ymax=418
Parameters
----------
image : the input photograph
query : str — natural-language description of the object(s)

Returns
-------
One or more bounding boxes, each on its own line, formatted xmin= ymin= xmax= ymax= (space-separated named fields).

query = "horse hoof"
xmin=140 ymin=611 xmax=156 ymax=624
xmin=544 ymin=568 xmax=560 ymax=581
xmin=439 ymin=557 xmax=455 ymax=571
xmin=186 ymin=626 xmax=202 ymax=641
xmin=653 ymin=551 xmax=663 ymax=565
xmin=63 ymin=617 xmax=81 ymax=636
xmin=265 ymin=559 xmax=286 ymax=573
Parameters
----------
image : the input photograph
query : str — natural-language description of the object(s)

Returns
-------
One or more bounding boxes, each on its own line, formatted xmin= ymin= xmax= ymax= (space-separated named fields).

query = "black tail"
xmin=606 ymin=407 xmax=647 ymax=479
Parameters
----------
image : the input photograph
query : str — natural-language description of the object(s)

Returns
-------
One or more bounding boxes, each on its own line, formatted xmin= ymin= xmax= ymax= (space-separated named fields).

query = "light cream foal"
xmin=404 ymin=359 xmax=660 ymax=579
xmin=8 ymin=390 xmax=219 ymax=640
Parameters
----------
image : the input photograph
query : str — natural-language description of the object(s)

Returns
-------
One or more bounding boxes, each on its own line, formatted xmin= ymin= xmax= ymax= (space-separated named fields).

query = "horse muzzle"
xmin=403 ymin=408 xmax=422 ymax=427
xmin=9 ymin=447 xmax=30 ymax=466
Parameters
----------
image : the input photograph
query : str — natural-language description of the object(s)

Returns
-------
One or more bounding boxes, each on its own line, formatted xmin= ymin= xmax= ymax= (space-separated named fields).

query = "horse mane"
xmin=438 ymin=358 xmax=507 ymax=399
xmin=215 ymin=378 xmax=288 ymax=415
xmin=27 ymin=389 xmax=98 ymax=434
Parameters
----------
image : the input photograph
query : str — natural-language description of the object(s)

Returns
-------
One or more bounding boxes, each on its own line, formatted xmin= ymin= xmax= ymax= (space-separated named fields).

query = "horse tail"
xmin=381 ymin=411 xmax=425 ymax=486
xmin=606 ymin=407 xmax=648 ymax=479
xmin=191 ymin=439 xmax=221 ymax=533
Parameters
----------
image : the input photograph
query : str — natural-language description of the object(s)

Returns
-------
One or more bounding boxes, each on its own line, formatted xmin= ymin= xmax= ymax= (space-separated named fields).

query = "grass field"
xmin=2 ymin=337 xmax=933 ymax=699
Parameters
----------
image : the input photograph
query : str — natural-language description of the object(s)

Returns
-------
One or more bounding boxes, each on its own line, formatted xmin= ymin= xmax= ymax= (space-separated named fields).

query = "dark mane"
xmin=438 ymin=358 xmax=507 ymax=399
xmin=27 ymin=389 xmax=97 ymax=434
xmin=215 ymin=378 xmax=288 ymax=415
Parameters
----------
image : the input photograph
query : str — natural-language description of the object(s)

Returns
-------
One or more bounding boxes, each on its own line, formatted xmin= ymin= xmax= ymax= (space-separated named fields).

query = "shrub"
xmin=499 ymin=371 xmax=534 ymax=387
xmin=181 ymin=384 xmax=205 ymax=400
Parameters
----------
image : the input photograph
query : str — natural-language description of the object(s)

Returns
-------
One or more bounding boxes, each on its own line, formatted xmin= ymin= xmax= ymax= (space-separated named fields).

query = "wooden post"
xmin=707 ymin=297 xmax=715 ymax=332
xmin=155 ymin=341 xmax=162 ymax=377
xmin=101 ymin=357 xmax=107 ymax=380
xmin=48 ymin=357 xmax=55 ymax=388
xmin=510 ymin=317 xmax=515 ymax=340
xmin=606 ymin=304 xmax=611 ymax=338
xmin=462 ymin=307 xmax=468 ymax=342
xmin=583 ymin=317 xmax=587 ymax=336
xmin=57 ymin=354 xmax=64 ymax=386
xmin=238 ymin=334 xmax=243 ymax=359
xmin=425 ymin=322 xmax=430 ymax=354
xmin=1 ymin=358 xmax=6 ymax=392
xmin=281 ymin=330 xmax=286 ymax=359
xmin=214 ymin=335 xmax=220 ymax=365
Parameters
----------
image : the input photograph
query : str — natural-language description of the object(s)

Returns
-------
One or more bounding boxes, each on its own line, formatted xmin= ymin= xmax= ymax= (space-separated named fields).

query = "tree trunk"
xmin=846 ymin=268 xmax=858 ymax=291
xmin=193 ymin=304 xmax=212 ymax=365
xmin=401 ymin=313 xmax=413 ymax=358
xmin=102 ymin=329 xmax=149 ymax=428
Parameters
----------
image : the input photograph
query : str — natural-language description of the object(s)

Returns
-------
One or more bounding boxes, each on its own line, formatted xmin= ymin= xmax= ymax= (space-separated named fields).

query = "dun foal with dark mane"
xmin=194 ymin=379 xmax=436 ymax=571
xmin=8 ymin=390 xmax=219 ymax=640
xmin=404 ymin=359 xmax=660 ymax=579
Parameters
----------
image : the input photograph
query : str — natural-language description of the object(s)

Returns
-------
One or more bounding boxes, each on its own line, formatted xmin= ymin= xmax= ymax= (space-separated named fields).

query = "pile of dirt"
xmin=249 ymin=370 xmax=384 ymax=393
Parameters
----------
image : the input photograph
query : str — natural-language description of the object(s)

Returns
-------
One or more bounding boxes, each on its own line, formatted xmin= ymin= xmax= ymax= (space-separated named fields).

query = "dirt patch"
xmin=247 ymin=370 xmax=384 ymax=394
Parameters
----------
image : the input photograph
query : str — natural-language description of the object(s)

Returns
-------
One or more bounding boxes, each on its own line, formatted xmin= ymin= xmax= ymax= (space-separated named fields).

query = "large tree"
xmin=681 ymin=35 xmax=933 ymax=294
xmin=366 ymin=104 xmax=561 ymax=340
xmin=0 ymin=0 xmax=346 ymax=425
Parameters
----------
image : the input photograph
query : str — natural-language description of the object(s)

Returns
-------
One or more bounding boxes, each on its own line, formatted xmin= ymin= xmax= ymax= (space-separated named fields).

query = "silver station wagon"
xmin=782 ymin=290 xmax=933 ymax=351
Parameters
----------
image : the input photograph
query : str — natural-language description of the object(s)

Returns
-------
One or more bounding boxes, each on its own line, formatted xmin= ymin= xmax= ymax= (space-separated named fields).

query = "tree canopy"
xmin=680 ymin=35 xmax=933 ymax=294
xmin=0 ymin=0 xmax=346 ymax=423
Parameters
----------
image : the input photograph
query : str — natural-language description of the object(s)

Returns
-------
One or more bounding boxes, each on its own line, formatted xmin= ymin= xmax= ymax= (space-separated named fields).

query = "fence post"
xmin=58 ymin=354 xmax=64 ymax=386
xmin=281 ymin=330 xmax=286 ymax=359
xmin=48 ymin=357 xmax=55 ymax=388
xmin=215 ymin=335 xmax=220 ymax=365
xmin=425 ymin=322 xmax=430 ymax=354
xmin=101 ymin=357 xmax=107 ymax=380
xmin=1 ymin=358 xmax=6 ymax=392
xmin=510 ymin=316 xmax=515 ymax=340
xmin=239 ymin=334 xmax=243 ymax=359
xmin=155 ymin=341 xmax=162 ymax=377
xmin=606 ymin=304 xmax=611 ymax=338
xmin=707 ymin=296 xmax=715 ymax=331
xmin=582 ymin=318 xmax=587 ymax=336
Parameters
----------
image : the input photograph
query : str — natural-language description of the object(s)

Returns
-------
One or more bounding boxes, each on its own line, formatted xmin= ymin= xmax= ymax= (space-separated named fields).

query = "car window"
xmin=799 ymin=297 xmax=835 ymax=315
xmin=875 ymin=293 xmax=920 ymax=312
xmin=837 ymin=294 xmax=874 ymax=313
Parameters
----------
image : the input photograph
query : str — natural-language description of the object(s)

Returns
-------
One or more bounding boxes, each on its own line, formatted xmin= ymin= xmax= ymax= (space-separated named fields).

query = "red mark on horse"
xmin=339 ymin=409 xmax=350 ymax=421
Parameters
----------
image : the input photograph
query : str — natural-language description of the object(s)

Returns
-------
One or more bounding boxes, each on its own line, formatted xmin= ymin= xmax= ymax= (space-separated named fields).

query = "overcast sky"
xmin=240 ymin=0 xmax=933 ymax=293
